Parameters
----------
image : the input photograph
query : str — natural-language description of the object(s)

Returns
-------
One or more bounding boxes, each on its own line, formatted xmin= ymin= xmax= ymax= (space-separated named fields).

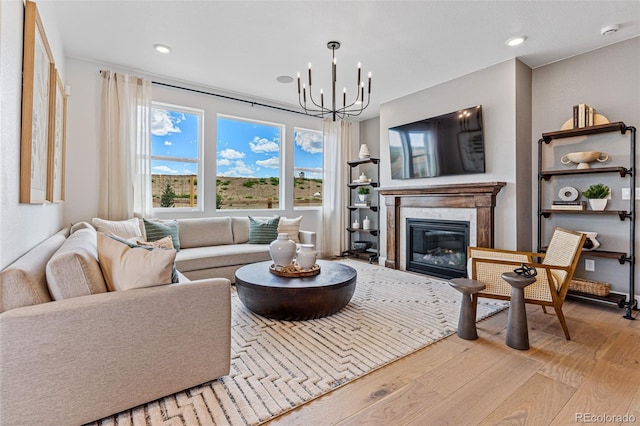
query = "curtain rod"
xmin=99 ymin=70 xmax=309 ymax=117
xmin=153 ymin=80 xmax=311 ymax=117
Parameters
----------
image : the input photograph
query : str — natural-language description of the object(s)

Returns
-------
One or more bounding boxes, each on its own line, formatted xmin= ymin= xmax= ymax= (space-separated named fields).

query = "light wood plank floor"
xmin=267 ymin=298 xmax=640 ymax=425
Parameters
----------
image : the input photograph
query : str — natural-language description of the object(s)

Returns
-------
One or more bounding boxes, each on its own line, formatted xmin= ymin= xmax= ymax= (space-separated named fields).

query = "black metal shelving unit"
xmin=343 ymin=158 xmax=380 ymax=263
xmin=537 ymin=122 xmax=637 ymax=319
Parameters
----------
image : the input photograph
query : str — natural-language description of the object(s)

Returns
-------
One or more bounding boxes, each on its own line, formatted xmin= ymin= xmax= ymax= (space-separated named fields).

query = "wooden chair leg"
xmin=541 ymin=306 xmax=547 ymax=314
xmin=553 ymin=304 xmax=571 ymax=340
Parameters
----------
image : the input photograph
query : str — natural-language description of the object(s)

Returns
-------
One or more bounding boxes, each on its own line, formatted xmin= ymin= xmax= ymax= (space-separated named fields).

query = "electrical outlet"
xmin=622 ymin=188 xmax=631 ymax=200
xmin=585 ymin=259 xmax=595 ymax=272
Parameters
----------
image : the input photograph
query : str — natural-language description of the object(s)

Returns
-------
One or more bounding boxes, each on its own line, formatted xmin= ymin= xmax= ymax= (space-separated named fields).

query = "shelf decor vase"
xmin=588 ymin=199 xmax=607 ymax=211
xmin=358 ymin=144 xmax=370 ymax=160
xmin=269 ymin=233 xmax=296 ymax=267
xmin=358 ymin=194 xmax=368 ymax=202
xmin=296 ymin=244 xmax=316 ymax=270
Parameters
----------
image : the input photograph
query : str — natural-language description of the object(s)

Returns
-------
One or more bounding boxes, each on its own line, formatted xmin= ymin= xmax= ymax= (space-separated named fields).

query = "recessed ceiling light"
xmin=601 ymin=24 xmax=620 ymax=36
xmin=276 ymin=75 xmax=294 ymax=84
xmin=153 ymin=44 xmax=172 ymax=54
xmin=505 ymin=35 xmax=527 ymax=47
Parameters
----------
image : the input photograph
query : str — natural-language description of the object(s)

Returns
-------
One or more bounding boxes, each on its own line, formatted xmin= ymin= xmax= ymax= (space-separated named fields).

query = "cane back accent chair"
xmin=468 ymin=227 xmax=586 ymax=340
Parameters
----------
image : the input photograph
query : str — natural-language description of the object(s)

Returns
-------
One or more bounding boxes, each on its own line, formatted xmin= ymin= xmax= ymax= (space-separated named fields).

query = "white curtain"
xmin=98 ymin=71 xmax=152 ymax=220
xmin=321 ymin=119 xmax=351 ymax=258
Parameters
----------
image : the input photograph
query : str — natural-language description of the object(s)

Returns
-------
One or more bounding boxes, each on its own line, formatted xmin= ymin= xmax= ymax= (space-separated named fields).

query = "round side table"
xmin=501 ymin=271 xmax=536 ymax=350
xmin=449 ymin=278 xmax=486 ymax=340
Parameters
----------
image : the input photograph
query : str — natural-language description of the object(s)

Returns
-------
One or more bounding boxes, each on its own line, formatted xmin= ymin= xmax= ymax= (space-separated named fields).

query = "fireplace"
xmin=406 ymin=218 xmax=470 ymax=279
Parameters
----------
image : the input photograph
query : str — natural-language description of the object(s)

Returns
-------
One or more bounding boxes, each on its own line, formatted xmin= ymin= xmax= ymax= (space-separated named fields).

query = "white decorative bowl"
xmin=561 ymin=151 xmax=609 ymax=169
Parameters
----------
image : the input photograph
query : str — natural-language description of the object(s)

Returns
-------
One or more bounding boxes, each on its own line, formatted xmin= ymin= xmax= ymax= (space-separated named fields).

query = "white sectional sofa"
xmin=174 ymin=216 xmax=316 ymax=281
xmin=0 ymin=215 xmax=316 ymax=425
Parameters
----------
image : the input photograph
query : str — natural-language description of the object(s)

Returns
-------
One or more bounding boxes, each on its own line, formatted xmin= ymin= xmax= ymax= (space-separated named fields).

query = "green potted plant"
xmin=583 ymin=183 xmax=610 ymax=211
xmin=357 ymin=186 xmax=370 ymax=202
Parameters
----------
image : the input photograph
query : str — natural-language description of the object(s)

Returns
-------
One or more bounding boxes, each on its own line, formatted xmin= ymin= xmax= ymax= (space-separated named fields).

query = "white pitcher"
xmin=296 ymin=244 xmax=316 ymax=270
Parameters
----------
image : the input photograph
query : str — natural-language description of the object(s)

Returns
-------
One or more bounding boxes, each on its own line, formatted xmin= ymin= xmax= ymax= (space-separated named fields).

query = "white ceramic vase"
xmin=358 ymin=193 xmax=368 ymax=202
xmin=269 ymin=233 xmax=296 ymax=267
xmin=296 ymin=244 xmax=316 ymax=270
xmin=588 ymin=198 xmax=607 ymax=211
xmin=358 ymin=144 xmax=370 ymax=159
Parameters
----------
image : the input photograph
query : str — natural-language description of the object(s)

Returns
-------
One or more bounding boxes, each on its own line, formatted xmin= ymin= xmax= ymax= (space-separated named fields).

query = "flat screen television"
xmin=388 ymin=105 xmax=485 ymax=179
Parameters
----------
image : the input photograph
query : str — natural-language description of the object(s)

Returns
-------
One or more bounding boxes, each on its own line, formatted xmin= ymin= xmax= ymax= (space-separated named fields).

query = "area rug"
xmin=92 ymin=260 xmax=506 ymax=425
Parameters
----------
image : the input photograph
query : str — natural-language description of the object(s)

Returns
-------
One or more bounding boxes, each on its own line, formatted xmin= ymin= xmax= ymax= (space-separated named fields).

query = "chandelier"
xmin=296 ymin=41 xmax=372 ymax=121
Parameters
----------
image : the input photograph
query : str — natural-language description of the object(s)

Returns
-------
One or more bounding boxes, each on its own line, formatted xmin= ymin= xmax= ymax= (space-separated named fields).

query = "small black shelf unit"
xmin=537 ymin=121 xmax=637 ymax=319
xmin=343 ymin=158 xmax=380 ymax=263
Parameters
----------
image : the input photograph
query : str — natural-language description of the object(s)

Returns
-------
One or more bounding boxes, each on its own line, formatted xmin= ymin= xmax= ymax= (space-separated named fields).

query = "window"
xmin=216 ymin=115 xmax=283 ymax=210
xmin=151 ymin=103 xmax=203 ymax=210
xmin=293 ymin=128 xmax=323 ymax=207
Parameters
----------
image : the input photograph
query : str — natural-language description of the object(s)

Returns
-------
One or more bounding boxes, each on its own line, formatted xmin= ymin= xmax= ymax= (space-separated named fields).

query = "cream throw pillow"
xmin=277 ymin=216 xmax=303 ymax=243
xmin=97 ymin=233 xmax=176 ymax=291
xmin=136 ymin=235 xmax=174 ymax=249
xmin=92 ymin=217 xmax=143 ymax=240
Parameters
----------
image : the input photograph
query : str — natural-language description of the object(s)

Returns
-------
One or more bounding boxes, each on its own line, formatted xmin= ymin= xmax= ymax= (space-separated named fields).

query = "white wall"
xmin=377 ymin=59 xmax=532 ymax=263
xmin=62 ymin=58 xmax=348 ymax=248
xmin=532 ymin=37 xmax=640 ymax=295
xmin=0 ymin=0 xmax=66 ymax=269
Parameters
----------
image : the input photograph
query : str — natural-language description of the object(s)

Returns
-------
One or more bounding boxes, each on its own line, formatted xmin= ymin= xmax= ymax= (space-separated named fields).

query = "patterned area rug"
xmin=93 ymin=260 xmax=506 ymax=425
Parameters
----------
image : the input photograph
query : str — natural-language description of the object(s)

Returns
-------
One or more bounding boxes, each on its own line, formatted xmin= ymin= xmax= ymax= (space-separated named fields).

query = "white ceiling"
xmin=50 ymin=0 xmax=640 ymax=120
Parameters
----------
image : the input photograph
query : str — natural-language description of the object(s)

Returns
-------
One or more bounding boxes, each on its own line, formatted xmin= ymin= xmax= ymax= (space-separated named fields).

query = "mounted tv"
xmin=388 ymin=105 xmax=485 ymax=179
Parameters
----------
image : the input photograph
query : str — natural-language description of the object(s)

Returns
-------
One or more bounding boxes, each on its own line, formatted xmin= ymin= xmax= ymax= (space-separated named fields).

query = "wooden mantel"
xmin=378 ymin=182 xmax=506 ymax=269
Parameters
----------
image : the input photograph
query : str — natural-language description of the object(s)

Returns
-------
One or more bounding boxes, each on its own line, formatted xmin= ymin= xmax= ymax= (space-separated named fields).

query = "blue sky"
xmin=151 ymin=108 xmax=323 ymax=179
xmin=151 ymin=108 xmax=199 ymax=175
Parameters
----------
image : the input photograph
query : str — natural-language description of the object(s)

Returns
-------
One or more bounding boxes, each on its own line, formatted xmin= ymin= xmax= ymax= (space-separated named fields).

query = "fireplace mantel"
xmin=378 ymin=182 xmax=506 ymax=269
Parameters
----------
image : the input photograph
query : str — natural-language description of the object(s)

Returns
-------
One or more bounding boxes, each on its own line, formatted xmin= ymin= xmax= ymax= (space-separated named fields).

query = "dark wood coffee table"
xmin=234 ymin=260 xmax=357 ymax=320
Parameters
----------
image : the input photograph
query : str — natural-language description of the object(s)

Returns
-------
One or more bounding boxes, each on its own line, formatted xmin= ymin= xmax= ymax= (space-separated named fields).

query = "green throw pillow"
xmin=248 ymin=216 xmax=280 ymax=244
xmin=144 ymin=219 xmax=180 ymax=251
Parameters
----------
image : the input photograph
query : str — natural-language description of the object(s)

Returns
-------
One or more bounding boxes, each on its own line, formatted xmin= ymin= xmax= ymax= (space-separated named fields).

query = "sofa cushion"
xmin=178 ymin=217 xmax=233 ymax=248
xmin=277 ymin=216 xmax=303 ymax=243
xmin=0 ymin=228 xmax=69 ymax=313
xmin=144 ymin=219 xmax=180 ymax=251
xmin=92 ymin=217 xmax=143 ymax=240
xmin=46 ymin=227 xmax=107 ymax=300
xmin=231 ymin=217 xmax=250 ymax=244
xmin=70 ymin=221 xmax=94 ymax=234
xmin=248 ymin=216 xmax=280 ymax=244
xmin=175 ymin=244 xmax=271 ymax=272
xmin=97 ymin=233 xmax=177 ymax=291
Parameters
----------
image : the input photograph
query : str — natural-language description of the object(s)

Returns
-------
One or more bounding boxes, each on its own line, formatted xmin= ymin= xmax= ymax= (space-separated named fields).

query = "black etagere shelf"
xmin=537 ymin=121 xmax=637 ymax=318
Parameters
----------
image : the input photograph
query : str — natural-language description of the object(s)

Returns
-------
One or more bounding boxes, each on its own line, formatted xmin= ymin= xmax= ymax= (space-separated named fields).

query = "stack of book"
xmin=573 ymin=104 xmax=596 ymax=128
xmin=354 ymin=201 xmax=370 ymax=207
xmin=551 ymin=201 xmax=586 ymax=211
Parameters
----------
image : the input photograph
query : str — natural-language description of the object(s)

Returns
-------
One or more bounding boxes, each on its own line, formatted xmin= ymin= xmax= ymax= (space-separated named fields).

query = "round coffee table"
xmin=235 ymin=260 xmax=357 ymax=320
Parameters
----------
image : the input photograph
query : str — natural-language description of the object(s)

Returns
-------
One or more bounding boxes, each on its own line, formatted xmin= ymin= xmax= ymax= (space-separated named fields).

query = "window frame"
xmin=216 ymin=113 xmax=284 ymax=211
xmin=151 ymin=101 xmax=204 ymax=213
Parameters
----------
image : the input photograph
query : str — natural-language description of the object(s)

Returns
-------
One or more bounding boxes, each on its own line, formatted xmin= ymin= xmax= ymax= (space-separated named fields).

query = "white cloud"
xmin=295 ymin=130 xmax=323 ymax=154
xmin=256 ymin=156 xmax=280 ymax=169
xmin=249 ymin=137 xmax=279 ymax=153
xmin=151 ymin=109 xmax=181 ymax=136
xmin=295 ymin=167 xmax=323 ymax=174
xmin=164 ymin=141 xmax=172 ymax=146
xmin=217 ymin=159 xmax=231 ymax=166
xmin=219 ymin=148 xmax=245 ymax=159
xmin=219 ymin=160 xmax=255 ymax=177
xmin=153 ymin=165 xmax=178 ymax=174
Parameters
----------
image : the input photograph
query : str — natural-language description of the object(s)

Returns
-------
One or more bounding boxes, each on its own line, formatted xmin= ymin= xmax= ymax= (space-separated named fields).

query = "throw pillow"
xmin=248 ymin=216 xmax=280 ymax=244
xmin=143 ymin=219 xmax=180 ymax=251
xmin=277 ymin=216 xmax=303 ymax=243
xmin=92 ymin=217 xmax=142 ymax=240
xmin=97 ymin=233 xmax=177 ymax=291
xmin=136 ymin=235 xmax=174 ymax=249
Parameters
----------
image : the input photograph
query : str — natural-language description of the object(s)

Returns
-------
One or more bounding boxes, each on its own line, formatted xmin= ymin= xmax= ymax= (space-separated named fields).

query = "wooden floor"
xmin=267 ymin=299 xmax=640 ymax=425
